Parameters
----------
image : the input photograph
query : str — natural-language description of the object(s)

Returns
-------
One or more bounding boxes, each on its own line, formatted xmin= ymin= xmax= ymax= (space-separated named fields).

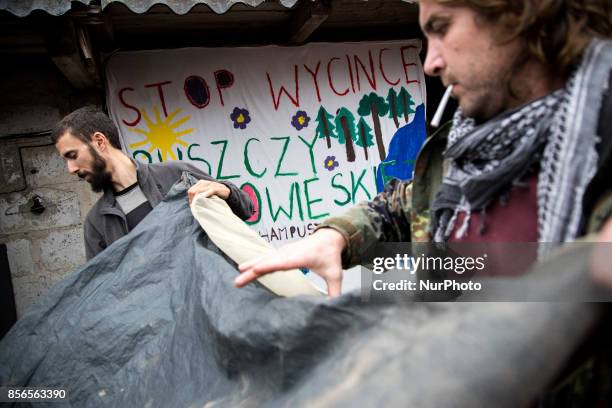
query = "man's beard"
xmin=79 ymin=146 xmax=113 ymax=193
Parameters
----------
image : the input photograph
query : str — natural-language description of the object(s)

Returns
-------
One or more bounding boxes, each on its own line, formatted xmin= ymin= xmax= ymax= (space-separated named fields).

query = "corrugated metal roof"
xmin=101 ymin=0 xmax=298 ymax=14
xmin=0 ymin=0 xmax=91 ymax=17
xmin=0 ymin=0 xmax=300 ymax=16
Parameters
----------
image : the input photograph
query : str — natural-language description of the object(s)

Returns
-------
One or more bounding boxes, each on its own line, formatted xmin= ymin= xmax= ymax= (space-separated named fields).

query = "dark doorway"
xmin=0 ymin=244 xmax=18 ymax=340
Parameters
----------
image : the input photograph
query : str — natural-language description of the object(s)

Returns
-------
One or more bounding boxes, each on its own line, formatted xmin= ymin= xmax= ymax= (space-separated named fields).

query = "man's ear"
xmin=91 ymin=132 xmax=109 ymax=152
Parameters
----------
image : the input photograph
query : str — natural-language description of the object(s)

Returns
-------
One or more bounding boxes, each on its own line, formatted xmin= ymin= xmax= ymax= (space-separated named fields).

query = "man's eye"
xmin=431 ymin=23 xmax=448 ymax=35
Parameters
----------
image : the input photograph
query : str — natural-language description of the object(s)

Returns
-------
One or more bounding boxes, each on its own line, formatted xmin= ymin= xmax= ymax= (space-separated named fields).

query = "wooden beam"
xmin=288 ymin=0 xmax=331 ymax=44
xmin=69 ymin=4 xmax=115 ymax=50
xmin=49 ymin=53 xmax=97 ymax=89
xmin=45 ymin=19 xmax=100 ymax=90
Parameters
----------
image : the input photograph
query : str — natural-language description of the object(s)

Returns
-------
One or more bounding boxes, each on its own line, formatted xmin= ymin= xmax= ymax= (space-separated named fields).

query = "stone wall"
xmin=0 ymin=137 xmax=101 ymax=317
xmin=0 ymin=56 xmax=102 ymax=318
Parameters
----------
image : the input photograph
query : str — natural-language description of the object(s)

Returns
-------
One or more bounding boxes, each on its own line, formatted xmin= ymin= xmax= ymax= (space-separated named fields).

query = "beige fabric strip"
xmin=190 ymin=194 xmax=325 ymax=297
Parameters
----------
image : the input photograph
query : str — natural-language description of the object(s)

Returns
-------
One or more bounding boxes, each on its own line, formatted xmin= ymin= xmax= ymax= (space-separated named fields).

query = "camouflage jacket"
xmin=318 ymin=120 xmax=612 ymax=269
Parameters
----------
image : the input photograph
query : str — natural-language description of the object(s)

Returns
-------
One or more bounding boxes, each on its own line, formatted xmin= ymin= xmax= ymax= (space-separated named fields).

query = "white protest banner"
xmin=106 ymin=40 xmax=427 ymax=245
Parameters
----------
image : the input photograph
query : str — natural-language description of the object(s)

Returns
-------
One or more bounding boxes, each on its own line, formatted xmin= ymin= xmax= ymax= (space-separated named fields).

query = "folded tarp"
xmin=0 ymin=175 xmax=605 ymax=407
xmin=190 ymin=192 xmax=323 ymax=297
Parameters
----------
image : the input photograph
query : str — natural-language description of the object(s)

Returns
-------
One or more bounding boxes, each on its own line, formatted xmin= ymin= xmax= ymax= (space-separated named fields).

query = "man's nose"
xmin=424 ymin=44 xmax=445 ymax=77
xmin=67 ymin=162 xmax=78 ymax=174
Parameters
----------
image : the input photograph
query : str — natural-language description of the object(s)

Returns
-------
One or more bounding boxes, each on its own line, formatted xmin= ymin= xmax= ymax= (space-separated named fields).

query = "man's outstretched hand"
xmin=235 ymin=228 xmax=347 ymax=297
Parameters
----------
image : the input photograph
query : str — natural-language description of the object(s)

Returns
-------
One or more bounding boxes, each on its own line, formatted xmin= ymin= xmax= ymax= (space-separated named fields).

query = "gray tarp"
xmin=0 ymin=176 xmax=605 ymax=407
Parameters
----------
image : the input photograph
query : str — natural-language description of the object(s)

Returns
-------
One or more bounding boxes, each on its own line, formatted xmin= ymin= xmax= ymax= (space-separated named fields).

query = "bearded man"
xmin=53 ymin=106 xmax=253 ymax=260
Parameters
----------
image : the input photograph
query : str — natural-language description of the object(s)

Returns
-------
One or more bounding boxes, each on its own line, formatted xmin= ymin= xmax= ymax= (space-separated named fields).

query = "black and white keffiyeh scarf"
xmin=431 ymin=39 xmax=612 ymax=255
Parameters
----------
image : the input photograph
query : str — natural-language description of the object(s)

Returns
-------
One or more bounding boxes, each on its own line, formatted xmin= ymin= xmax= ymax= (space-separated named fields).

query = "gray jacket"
xmin=83 ymin=160 xmax=254 ymax=260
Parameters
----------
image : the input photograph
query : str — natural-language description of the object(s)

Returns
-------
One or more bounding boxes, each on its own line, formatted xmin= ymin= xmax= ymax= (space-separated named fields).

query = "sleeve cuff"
xmin=315 ymin=218 xmax=362 ymax=269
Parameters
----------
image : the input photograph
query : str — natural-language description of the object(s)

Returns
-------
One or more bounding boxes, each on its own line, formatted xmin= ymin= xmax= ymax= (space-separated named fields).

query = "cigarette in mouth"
xmin=431 ymin=85 xmax=453 ymax=128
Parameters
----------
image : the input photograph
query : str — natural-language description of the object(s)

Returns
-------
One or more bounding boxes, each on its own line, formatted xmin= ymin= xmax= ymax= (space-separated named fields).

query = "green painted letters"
xmin=271 ymin=136 xmax=298 ymax=177
xmin=211 ymin=140 xmax=240 ymax=180
xmin=304 ymin=177 xmax=330 ymax=220
xmin=244 ymin=138 xmax=267 ymax=178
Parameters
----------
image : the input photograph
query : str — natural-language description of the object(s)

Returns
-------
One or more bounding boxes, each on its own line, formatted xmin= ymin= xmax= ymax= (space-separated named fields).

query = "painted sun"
xmin=129 ymin=107 xmax=193 ymax=161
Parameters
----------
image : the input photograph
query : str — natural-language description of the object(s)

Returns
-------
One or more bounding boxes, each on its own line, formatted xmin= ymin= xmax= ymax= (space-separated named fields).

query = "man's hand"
xmin=188 ymin=180 xmax=231 ymax=204
xmin=591 ymin=216 xmax=612 ymax=288
xmin=235 ymin=228 xmax=347 ymax=297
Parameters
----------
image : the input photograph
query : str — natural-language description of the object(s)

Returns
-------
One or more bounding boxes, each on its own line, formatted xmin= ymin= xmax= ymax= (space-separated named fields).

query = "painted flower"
xmin=291 ymin=110 xmax=311 ymax=131
xmin=324 ymin=155 xmax=339 ymax=171
xmin=230 ymin=107 xmax=251 ymax=129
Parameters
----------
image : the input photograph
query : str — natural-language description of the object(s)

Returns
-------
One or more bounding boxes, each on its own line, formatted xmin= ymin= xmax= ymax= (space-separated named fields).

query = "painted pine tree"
xmin=355 ymin=117 xmax=375 ymax=160
xmin=398 ymin=87 xmax=416 ymax=123
xmin=314 ymin=106 xmax=337 ymax=149
xmin=386 ymin=88 xmax=400 ymax=128
xmin=357 ymin=92 xmax=389 ymax=161
xmin=335 ymin=107 xmax=357 ymax=162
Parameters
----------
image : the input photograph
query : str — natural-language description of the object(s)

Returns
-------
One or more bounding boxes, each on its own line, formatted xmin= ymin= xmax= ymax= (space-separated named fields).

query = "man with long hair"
xmin=235 ymin=0 xmax=612 ymax=406
xmin=235 ymin=1 xmax=612 ymax=402
xmin=236 ymin=0 xmax=612 ymax=292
